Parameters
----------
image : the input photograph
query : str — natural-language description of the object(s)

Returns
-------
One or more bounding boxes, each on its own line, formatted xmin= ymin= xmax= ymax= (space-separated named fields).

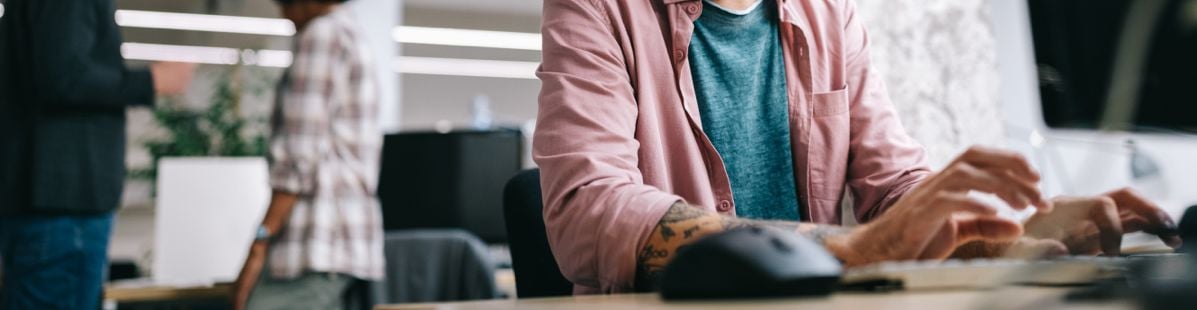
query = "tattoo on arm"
xmin=633 ymin=202 xmax=855 ymax=291
xmin=720 ymin=217 xmax=799 ymax=234
xmin=634 ymin=202 xmax=714 ymax=291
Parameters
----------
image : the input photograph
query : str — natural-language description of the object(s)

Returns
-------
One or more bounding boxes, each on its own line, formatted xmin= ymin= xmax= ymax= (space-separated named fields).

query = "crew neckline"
xmin=703 ymin=0 xmax=764 ymax=16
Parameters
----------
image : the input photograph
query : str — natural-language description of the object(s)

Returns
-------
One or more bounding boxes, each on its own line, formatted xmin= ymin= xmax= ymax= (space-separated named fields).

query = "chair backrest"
xmin=502 ymin=169 xmax=574 ymax=298
xmin=373 ymin=229 xmax=498 ymax=303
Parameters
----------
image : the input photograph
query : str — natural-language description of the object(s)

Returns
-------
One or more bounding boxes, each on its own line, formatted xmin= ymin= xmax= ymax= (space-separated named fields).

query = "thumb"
xmin=955 ymin=216 xmax=1023 ymax=246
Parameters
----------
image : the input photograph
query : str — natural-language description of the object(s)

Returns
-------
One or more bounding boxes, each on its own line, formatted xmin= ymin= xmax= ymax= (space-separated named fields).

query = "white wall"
xmin=349 ymin=0 xmax=402 ymax=132
xmin=857 ymin=0 xmax=1005 ymax=168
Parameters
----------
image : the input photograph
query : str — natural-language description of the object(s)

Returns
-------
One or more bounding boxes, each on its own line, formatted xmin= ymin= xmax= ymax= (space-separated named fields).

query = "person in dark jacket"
xmin=0 ymin=0 xmax=194 ymax=308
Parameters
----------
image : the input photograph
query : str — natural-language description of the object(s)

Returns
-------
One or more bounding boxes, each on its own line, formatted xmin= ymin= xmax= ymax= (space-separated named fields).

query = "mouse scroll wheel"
xmin=770 ymin=237 xmax=793 ymax=253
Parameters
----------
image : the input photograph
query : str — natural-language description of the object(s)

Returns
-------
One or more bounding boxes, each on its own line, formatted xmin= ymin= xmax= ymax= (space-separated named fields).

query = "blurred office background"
xmin=107 ymin=0 xmax=1005 ymax=259
xmin=4 ymin=0 xmax=1190 ymax=304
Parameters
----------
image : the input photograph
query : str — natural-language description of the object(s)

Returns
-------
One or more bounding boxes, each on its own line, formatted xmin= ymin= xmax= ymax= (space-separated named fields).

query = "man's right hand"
xmin=825 ymin=146 xmax=1051 ymax=266
xmin=150 ymin=62 xmax=196 ymax=96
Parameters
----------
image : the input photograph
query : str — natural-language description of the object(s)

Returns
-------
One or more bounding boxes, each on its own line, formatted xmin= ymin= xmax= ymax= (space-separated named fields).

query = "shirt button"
xmin=673 ymin=49 xmax=686 ymax=62
xmin=685 ymin=4 xmax=699 ymax=14
xmin=717 ymin=200 xmax=732 ymax=212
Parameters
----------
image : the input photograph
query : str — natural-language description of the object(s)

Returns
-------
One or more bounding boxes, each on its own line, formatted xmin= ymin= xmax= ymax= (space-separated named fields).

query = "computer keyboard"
xmin=841 ymin=255 xmax=1175 ymax=290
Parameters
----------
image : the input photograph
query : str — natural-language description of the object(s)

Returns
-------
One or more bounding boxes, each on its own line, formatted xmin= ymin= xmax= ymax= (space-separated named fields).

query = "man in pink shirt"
xmin=533 ymin=0 xmax=1183 ymax=293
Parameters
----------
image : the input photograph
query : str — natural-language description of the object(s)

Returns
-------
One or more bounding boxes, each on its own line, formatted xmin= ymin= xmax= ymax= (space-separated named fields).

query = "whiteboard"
xmin=153 ymin=157 xmax=270 ymax=284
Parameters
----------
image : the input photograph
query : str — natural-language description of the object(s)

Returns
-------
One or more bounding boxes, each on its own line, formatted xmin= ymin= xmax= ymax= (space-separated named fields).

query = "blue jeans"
xmin=0 ymin=213 xmax=114 ymax=310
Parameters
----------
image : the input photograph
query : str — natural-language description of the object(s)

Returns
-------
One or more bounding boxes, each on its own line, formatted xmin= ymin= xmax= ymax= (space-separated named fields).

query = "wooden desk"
xmin=104 ymin=282 xmax=230 ymax=303
xmin=375 ymin=287 xmax=1133 ymax=310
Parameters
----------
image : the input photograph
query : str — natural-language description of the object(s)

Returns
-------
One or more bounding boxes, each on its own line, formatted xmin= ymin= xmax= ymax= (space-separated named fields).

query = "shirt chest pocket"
xmin=811 ymin=86 xmax=849 ymax=117
xmin=806 ymin=85 xmax=851 ymax=202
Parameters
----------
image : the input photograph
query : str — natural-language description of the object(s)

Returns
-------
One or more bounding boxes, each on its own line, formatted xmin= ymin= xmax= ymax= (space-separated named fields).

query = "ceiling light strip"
xmin=115 ymin=10 xmax=295 ymax=36
xmin=396 ymin=56 xmax=539 ymax=80
xmin=121 ymin=42 xmax=538 ymax=79
xmin=114 ymin=10 xmax=541 ymax=51
xmin=392 ymin=26 xmax=541 ymax=51
xmin=121 ymin=43 xmax=291 ymax=68
xmin=122 ymin=42 xmax=241 ymax=65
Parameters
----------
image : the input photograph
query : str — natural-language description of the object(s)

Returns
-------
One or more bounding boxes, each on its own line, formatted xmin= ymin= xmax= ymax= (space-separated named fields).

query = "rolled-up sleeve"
xmin=534 ymin=0 xmax=682 ymax=293
xmin=839 ymin=0 xmax=932 ymax=223
xmin=269 ymin=24 xmax=341 ymax=195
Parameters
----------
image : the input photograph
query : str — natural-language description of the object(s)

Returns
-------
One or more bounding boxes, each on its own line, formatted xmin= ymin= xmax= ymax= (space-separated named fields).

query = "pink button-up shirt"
xmin=534 ymin=0 xmax=931 ymax=293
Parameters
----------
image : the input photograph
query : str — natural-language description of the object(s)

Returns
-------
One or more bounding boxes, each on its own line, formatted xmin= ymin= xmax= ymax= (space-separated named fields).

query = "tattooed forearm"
xmin=633 ymin=202 xmax=855 ymax=291
xmin=721 ymin=217 xmax=799 ymax=235
xmin=634 ymin=202 xmax=715 ymax=291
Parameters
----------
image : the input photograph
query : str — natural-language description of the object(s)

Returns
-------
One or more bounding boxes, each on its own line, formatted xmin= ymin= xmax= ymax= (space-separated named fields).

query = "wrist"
xmin=822 ymin=231 xmax=866 ymax=267
xmin=253 ymin=225 xmax=276 ymax=244
xmin=250 ymin=241 xmax=269 ymax=256
xmin=950 ymin=240 xmax=1013 ymax=259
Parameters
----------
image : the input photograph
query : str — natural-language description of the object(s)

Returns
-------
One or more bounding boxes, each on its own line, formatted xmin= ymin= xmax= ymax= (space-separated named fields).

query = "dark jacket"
xmin=0 ymin=0 xmax=154 ymax=215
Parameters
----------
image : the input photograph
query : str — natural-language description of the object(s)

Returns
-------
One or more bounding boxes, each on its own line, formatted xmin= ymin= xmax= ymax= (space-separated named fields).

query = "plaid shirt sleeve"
xmin=269 ymin=22 xmax=343 ymax=195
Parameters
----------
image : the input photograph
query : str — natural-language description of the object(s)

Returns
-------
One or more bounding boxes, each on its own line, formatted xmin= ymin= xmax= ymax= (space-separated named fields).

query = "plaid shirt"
xmin=267 ymin=7 xmax=384 ymax=281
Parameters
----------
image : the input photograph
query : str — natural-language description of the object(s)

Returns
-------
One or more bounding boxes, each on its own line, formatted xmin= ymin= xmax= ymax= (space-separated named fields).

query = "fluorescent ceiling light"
xmin=253 ymin=49 xmax=294 ymax=68
xmin=1 ymin=3 xmax=6 ymax=19
xmin=396 ymin=56 xmax=538 ymax=80
xmin=115 ymin=9 xmax=295 ymax=36
xmin=121 ymin=42 xmax=291 ymax=68
xmin=122 ymin=43 xmax=240 ymax=65
xmin=114 ymin=10 xmax=541 ymax=51
xmin=393 ymin=26 xmax=541 ymax=51
xmin=122 ymin=42 xmax=538 ymax=79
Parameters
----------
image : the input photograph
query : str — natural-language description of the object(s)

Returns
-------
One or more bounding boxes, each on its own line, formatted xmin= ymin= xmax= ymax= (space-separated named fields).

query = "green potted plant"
xmin=129 ymin=65 xmax=272 ymax=188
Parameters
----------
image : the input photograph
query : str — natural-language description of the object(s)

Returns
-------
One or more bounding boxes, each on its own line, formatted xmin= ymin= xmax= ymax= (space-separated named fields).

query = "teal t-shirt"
xmin=688 ymin=0 xmax=800 ymax=221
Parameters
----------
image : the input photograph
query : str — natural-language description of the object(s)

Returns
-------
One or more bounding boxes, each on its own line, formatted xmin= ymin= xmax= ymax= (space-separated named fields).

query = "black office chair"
xmin=502 ymin=169 xmax=574 ymax=298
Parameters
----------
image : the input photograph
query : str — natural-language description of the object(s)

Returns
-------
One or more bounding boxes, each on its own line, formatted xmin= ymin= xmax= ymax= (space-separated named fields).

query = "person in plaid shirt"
xmin=231 ymin=0 xmax=384 ymax=308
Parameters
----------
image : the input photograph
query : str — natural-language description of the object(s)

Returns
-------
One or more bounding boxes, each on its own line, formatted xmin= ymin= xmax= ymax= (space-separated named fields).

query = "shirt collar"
xmin=664 ymin=0 xmax=787 ymax=4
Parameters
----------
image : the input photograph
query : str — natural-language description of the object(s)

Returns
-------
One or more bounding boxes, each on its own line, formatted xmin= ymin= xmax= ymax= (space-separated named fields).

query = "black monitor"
xmin=1029 ymin=0 xmax=1197 ymax=133
xmin=377 ymin=129 xmax=523 ymax=244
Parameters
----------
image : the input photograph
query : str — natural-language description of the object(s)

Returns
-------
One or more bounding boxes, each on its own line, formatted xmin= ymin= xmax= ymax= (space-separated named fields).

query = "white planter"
xmin=153 ymin=157 xmax=270 ymax=284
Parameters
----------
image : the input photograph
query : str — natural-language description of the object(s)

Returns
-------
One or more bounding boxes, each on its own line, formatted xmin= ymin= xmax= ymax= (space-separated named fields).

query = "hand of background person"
xmin=1025 ymin=188 xmax=1182 ymax=256
xmin=230 ymin=242 xmax=268 ymax=310
xmin=826 ymin=146 xmax=1053 ymax=266
xmin=150 ymin=62 xmax=196 ymax=96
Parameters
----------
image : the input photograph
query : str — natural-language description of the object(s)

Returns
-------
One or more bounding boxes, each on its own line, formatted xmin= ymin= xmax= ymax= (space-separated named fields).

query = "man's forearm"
xmin=634 ymin=202 xmax=854 ymax=290
xmin=259 ymin=191 xmax=300 ymax=235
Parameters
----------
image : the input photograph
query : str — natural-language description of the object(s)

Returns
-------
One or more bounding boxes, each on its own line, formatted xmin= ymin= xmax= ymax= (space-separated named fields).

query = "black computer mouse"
xmin=1178 ymin=205 xmax=1197 ymax=253
xmin=1131 ymin=205 xmax=1197 ymax=310
xmin=659 ymin=226 xmax=842 ymax=300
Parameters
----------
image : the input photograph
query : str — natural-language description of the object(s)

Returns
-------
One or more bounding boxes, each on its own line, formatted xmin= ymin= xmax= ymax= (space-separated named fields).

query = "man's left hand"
xmin=230 ymin=242 xmax=268 ymax=310
xmin=1025 ymin=188 xmax=1182 ymax=256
